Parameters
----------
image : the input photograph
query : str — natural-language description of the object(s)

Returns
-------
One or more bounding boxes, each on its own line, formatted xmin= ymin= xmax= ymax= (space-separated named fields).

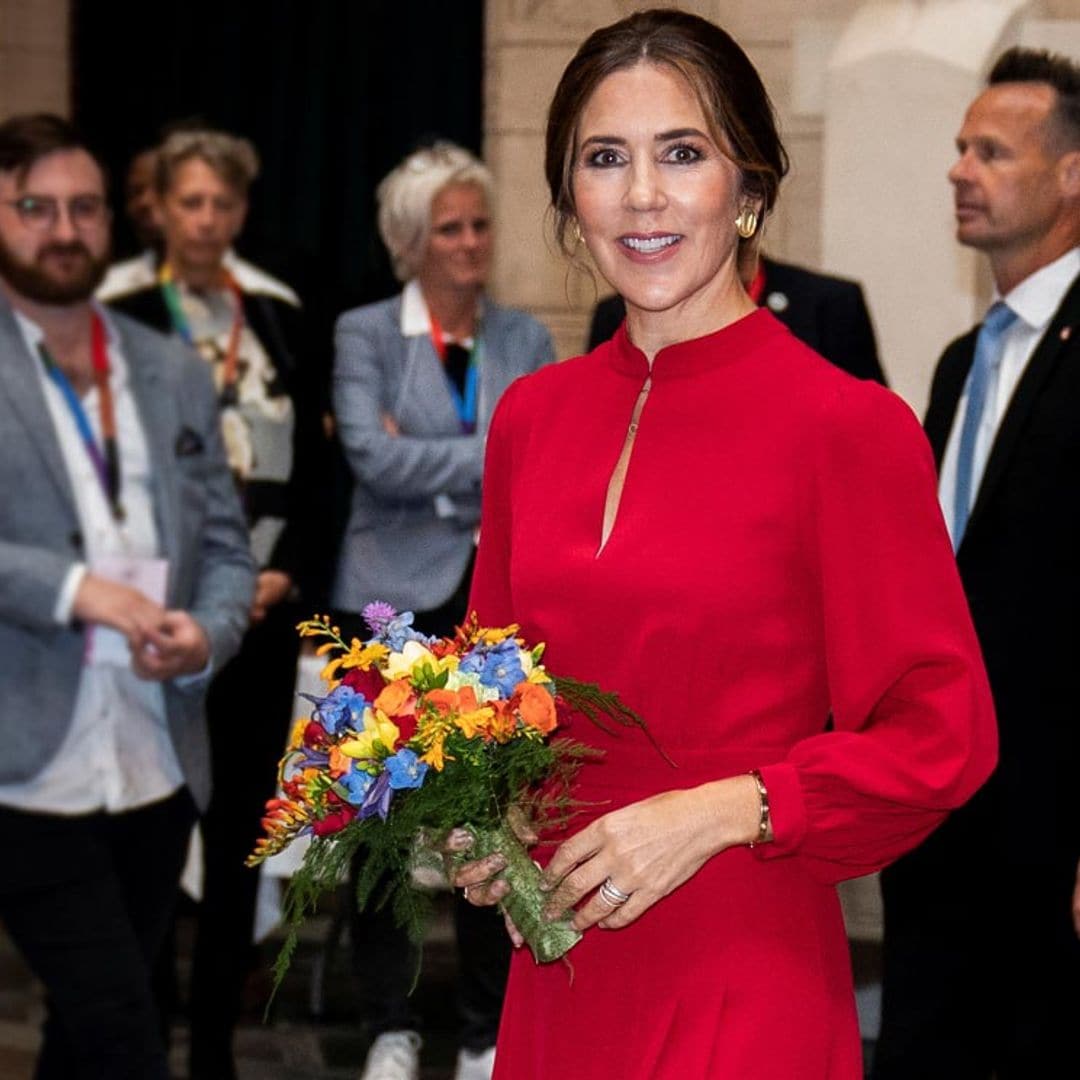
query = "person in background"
xmin=587 ymin=253 xmax=886 ymax=383
xmin=332 ymin=141 xmax=554 ymax=1080
xmin=451 ymin=11 xmax=996 ymax=1078
xmin=873 ymin=47 xmax=1080 ymax=1080
xmin=0 ymin=113 xmax=253 ymax=1080
xmin=104 ymin=126 xmax=328 ymax=1080
xmin=98 ymin=143 xmax=301 ymax=311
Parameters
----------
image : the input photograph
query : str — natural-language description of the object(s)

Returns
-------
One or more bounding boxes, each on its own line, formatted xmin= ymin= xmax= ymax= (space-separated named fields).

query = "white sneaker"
xmin=454 ymin=1044 xmax=496 ymax=1080
xmin=360 ymin=1030 xmax=422 ymax=1080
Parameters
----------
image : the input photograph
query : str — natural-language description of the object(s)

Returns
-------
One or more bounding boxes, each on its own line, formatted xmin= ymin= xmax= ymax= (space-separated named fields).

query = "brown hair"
xmin=544 ymin=9 xmax=788 ymax=266
xmin=0 ymin=113 xmax=107 ymax=186
xmin=989 ymin=47 xmax=1080 ymax=152
xmin=154 ymin=128 xmax=260 ymax=197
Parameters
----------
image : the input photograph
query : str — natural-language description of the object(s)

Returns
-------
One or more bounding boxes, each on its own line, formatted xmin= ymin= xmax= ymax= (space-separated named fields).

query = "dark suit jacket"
xmin=107 ymin=284 xmax=333 ymax=606
xmin=587 ymin=256 xmax=886 ymax=384
xmin=924 ymin=270 xmax=1080 ymax=869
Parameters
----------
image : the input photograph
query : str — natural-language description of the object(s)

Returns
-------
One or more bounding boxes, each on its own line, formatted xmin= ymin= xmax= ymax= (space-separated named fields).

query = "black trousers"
xmin=187 ymin=603 xmax=302 ymax=1079
xmin=0 ymin=788 xmax=195 ymax=1080
xmin=341 ymin=566 xmax=511 ymax=1051
xmin=873 ymin=812 xmax=1080 ymax=1080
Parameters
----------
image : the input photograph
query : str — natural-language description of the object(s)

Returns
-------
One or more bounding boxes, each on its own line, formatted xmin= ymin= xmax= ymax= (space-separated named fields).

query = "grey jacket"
xmin=331 ymin=292 xmax=554 ymax=614
xmin=0 ymin=298 xmax=255 ymax=810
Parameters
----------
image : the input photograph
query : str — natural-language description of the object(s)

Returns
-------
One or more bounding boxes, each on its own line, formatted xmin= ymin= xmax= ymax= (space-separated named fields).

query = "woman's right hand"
xmin=447 ymin=810 xmax=537 ymax=948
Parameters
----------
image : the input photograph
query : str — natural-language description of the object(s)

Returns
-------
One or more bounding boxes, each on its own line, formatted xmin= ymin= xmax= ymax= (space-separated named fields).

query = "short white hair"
xmin=376 ymin=141 xmax=493 ymax=282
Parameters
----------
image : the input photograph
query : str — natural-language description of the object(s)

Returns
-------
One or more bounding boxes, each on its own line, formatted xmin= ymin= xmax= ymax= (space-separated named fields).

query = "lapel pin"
xmin=1060 ymin=326 xmax=1072 ymax=342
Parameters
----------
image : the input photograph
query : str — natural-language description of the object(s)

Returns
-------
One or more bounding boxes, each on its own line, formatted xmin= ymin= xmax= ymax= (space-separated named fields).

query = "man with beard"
xmin=0 ymin=114 xmax=254 ymax=1079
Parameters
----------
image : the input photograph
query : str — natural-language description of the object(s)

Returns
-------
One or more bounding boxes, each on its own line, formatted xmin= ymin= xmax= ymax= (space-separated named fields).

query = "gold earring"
xmin=735 ymin=207 xmax=758 ymax=239
xmin=570 ymin=219 xmax=583 ymax=248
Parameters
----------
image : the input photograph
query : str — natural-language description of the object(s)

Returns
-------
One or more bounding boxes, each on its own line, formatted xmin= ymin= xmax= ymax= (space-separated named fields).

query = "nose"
xmin=51 ymin=204 xmax=80 ymax=241
xmin=625 ymin=159 xmax=665 ymax=212
xmin=948 ymin=151 xmax=972 ymax=186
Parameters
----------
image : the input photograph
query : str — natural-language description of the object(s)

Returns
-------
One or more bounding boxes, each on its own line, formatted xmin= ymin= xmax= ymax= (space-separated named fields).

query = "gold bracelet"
xmin=748 ymin=769 xmax=773 ymax=847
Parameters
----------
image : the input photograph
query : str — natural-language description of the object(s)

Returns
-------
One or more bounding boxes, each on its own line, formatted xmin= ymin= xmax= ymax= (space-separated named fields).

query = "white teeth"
xmin=622 ymin=235 xmax=680 ymax=253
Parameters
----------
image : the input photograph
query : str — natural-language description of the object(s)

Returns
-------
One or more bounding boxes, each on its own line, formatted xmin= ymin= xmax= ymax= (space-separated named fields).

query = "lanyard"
xmin=158 ymin=262 xmax=246 ymax=402
xmin=38 ymin=311 xmax=124 ymax=521
xmin=429 ymin=311 xmax=480 ymax=434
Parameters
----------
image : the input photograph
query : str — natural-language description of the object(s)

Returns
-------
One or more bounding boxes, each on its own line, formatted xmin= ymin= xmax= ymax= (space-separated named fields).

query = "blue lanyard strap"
xmin=444 ymin=340 xmax=481 ymax=434
xmin=38 ymin=337 xmax=123 ymax=520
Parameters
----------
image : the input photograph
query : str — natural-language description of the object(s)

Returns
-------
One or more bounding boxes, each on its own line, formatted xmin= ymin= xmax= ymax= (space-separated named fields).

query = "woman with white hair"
xmin=330 ymin=141 xmax=554 ymax=1080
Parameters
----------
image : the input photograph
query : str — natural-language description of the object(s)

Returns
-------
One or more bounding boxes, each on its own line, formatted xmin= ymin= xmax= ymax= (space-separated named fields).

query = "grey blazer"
xmin=331 ymin=292 xmax=554 ymax=615
xmin=0 ymin=298 xmax=255 ymax=811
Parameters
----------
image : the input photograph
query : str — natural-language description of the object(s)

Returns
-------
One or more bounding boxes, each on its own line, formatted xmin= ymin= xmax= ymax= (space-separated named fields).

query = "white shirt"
xmin=0 ymin=305 xmax=184 ymax=814
xmin=939 ymin=247 xmax=1080 ymax=544
xmin=96 ymin=249 xmax=301 ymax=308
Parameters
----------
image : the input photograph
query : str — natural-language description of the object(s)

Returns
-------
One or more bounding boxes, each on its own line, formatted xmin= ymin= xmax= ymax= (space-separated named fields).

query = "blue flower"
xmin=339 ymin=765 xmax=375 ymax=807
xmin=359 ymin=770 xmax=394 ymax=820
xmin=384 ymin=749 xmax=429 ymax=791
xmin=303 ymin=685 xmax=368 ymax=736
xmin=460 ymin=640 xmax=525 ymax=697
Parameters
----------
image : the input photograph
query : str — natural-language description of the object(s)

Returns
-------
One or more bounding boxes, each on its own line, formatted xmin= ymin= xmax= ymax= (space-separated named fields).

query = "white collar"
xmin=14 ymin=300 xmax=129 ymax=386
xmin=999 ymin=247 xmax=1080 ymax=332
xmin=399 ymin=278 xmax=483 ymax=343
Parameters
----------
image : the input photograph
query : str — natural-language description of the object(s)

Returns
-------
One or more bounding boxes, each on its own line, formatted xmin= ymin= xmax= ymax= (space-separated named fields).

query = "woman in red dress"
xmin=454 ymin=10 xmax=997 ymax=1078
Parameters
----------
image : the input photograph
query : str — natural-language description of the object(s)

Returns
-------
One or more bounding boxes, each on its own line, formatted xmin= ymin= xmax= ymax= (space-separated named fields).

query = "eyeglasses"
xmin=1 ymin=194 xmax=109 ymax=231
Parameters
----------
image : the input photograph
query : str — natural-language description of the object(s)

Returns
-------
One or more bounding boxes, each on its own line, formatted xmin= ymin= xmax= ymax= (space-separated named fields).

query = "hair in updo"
xmin=544 ymin=9 xmax=788 ymax=270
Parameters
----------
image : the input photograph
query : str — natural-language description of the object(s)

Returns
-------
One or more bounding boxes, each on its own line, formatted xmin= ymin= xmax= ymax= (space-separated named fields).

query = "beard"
xmin=0 ymin=235 xmax=110 ymax=304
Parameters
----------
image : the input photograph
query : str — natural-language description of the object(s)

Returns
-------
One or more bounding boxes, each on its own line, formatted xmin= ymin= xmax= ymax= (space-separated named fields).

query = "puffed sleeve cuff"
xmin=54 ymin=562 xmax=87 ymax=625
xmin=752 ymin=762 xmax=807 ymax=861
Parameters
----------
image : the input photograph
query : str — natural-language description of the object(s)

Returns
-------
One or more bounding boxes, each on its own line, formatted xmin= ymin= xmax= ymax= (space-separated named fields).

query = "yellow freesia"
xmin=339 ymin=708 xmax=401 ymax=759
xmin=453 ymin=707 xmax=496 ymax=739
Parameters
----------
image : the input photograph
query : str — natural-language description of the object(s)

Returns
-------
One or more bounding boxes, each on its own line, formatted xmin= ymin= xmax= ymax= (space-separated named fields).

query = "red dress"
xmin=468 ymin=311 xmax=996 ymax=1079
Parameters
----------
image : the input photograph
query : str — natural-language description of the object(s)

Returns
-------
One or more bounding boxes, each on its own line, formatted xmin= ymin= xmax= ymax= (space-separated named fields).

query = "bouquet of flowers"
xmin=249 ymin=602 xmax=655 ymax=978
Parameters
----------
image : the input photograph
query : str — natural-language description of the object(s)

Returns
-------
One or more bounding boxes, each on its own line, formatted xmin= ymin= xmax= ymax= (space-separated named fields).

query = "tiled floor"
xmin=0 ymin=893 xmax=882 ymax=1079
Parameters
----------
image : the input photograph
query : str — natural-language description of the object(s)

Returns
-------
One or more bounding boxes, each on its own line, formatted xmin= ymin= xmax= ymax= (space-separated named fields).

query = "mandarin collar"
xmin=608 ymin=307 xmax=783 ymax=379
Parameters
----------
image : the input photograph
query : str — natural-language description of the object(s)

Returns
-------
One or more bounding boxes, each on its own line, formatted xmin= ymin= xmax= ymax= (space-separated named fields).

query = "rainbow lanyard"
xmin=38 ymin=310 xmax=124 ymax=521
xmin=158 ymin=262 xmax=246 ymax=402
xmin=429 ymin=312 xmax=481 ymax=434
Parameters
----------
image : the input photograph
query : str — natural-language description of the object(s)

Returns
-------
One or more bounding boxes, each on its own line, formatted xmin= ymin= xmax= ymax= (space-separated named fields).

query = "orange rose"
xmin=515 ymin=682 xmax=557 ymax=735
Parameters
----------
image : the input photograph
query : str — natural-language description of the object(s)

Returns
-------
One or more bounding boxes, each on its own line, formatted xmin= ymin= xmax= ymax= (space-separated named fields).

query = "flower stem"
xmin=456 ymin=821 xmax=581 ymax=964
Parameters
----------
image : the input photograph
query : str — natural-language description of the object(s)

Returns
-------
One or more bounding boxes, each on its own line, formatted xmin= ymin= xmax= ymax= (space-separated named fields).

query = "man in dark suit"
xmin=586 ymin=254 xmax=886 ymax=383
xmin=0 ymin=114 xmax=254 ymax=1079
xmin=873 ymin=48 xmax=1080 ymax=1079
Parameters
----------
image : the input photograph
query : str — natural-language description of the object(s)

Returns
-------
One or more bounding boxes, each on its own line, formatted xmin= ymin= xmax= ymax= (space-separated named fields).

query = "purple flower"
xmin=362 ymin=601 xmax=398 ymax=634
xmin=360 ymin=601 xmax=435 ymax=651
xmin=359 ymin=770 xmax=394 ymax=820
xmin=339 ymin=765 xmax=375 ymax=807
xmin=385 ymin=749 xmax=428 ymax=791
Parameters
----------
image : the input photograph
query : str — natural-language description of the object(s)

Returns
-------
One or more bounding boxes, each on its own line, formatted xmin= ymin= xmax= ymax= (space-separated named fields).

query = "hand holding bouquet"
xmin=250 ymin=602 xmax=656 ymax=977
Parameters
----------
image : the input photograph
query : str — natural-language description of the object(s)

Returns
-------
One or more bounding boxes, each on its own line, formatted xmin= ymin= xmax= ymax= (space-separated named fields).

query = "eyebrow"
xmin=579 ymin=127 xmax=710 ymax=148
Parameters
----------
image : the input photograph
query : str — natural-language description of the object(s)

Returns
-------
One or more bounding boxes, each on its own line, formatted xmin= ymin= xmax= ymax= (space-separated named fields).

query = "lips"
xmin=620 ymin=233 xmax=681 ymax=254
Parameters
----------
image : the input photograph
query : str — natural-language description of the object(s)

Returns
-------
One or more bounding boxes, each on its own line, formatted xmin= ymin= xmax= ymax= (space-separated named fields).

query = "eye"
xmin=663 ymin=142 xmax=703 ymax=164
xmin=584 ymin=147 xmax=623 ymax=168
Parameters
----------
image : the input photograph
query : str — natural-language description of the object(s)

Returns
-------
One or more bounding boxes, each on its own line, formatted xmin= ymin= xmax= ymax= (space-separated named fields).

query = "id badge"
xmin=86 ymin=555 xmax=170 ymax=666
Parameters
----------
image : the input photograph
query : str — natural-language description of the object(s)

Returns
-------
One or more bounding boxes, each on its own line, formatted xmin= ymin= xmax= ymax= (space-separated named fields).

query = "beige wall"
xmin=0 ymin=0 xmax=69 ymax=118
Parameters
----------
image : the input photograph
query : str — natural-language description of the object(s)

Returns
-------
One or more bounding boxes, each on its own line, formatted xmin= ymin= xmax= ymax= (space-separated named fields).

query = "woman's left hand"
xmin=541 ymin=775 xmax=761 ymax=932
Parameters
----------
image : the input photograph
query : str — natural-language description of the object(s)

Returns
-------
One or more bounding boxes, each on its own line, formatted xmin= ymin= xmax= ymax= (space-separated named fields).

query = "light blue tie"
xmin=953 ymin=301 xmax=1018 ymax=548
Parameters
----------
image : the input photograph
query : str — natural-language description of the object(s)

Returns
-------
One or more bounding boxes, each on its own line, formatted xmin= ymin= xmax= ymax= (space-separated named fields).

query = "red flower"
xmin=303 ymin=721 xmax=329 ymax=748
xmin=311 ymin=789 xmax=357 ymax=837
xmin=342 ymin=666 xmax=385 ymax=700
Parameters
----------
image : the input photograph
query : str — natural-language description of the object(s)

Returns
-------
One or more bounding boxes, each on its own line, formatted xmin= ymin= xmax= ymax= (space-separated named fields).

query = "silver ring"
xmin=463 ymin=885 xmax=471 ymax=901
xmin=599 ymin=877 xmax=632 ymax=906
